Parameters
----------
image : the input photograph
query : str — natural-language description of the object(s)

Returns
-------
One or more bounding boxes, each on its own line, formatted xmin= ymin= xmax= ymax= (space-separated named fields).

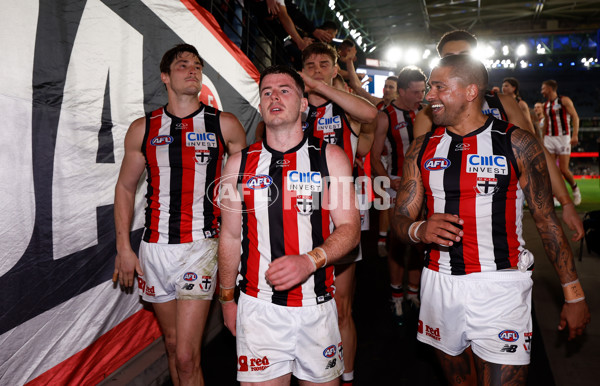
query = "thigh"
xmin=176 ymin=299 xmax=212 ymax=352
xmin=334 ymin=263 xmax=356 ymax=312
xmin=434 ymin=347 xmax=477 ymax=386
xmin=152 ymin=300 xmax=178 ymax=339
xmin=240 ymin=373 xmax=292 ymax=386
xmin=472 ymin=354 xmax=528 ymax=386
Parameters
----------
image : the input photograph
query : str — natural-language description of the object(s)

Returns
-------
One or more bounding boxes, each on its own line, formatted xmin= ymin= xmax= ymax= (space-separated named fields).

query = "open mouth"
xmin=430 ymin=103 xmax=444 ymax=113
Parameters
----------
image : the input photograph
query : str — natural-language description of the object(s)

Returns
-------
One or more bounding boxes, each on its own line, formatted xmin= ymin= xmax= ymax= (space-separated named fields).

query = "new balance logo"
xmin=325 ymin=359 xmax=337 ymax=369
xmin=500 ymin=344 xmax=518 ymax=353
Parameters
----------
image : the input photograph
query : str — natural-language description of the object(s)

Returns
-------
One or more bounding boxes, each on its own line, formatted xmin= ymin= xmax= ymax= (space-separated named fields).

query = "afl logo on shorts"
xmin=424 ymin=157 xmax=451 ymax=171
xmin=247 ymin=175 xmax=273 ymax=190
xmin=183 ymin=272 xmax=197 ymax=281
xmin=151 ymin=135 xmax=173 ymax=146
xmin=498 ymin=330 xmax=519 ymax=342
xmin=323 ymin=345 xmax=336 ymax=358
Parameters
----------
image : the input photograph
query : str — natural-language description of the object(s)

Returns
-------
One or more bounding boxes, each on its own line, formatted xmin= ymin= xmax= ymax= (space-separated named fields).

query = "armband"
xmin=218 ymin=285 xmax=235 ymax=304
xmin=562 ymin=279 xmax=585 ymax=303
xmin=306 ymin=247 xmax=328 ymax=270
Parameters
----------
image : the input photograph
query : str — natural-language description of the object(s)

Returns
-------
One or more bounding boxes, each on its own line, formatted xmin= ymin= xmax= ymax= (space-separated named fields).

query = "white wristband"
xmin=408 ymin=221 xmax=424 ymax=243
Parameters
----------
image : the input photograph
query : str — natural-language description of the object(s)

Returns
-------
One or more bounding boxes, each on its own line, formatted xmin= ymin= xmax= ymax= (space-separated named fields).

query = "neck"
xmin=165 ymin=93 xmax=201 ymax=118
xmin=308 ymin=91 xmax=328 ymax=106
xmin=446 ymin=107 xmax=489 ymax=137
xmin=547 ymin=91 xmax=558 ymax=101
xmin=265 ymin=123 xmax=304 ymax=152
xmin=393 ymin=98 xmax=412 ymax=111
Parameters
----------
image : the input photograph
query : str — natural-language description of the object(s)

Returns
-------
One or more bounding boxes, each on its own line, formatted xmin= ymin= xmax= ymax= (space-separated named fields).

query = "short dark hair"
xmin=436 ymin=30 xmax=477 ymax=56
xmin=396 ymin=66 xmax=426 ymax=90
xmin=339 ymin=39 xmax=355 ymax=51
xmin=160 ymin=44 xmax=203 ymax=74
xmin=259 ymin=65 xmax=305 ymax=96
xmin=436 ymin=54 xmax=488 ymax=98
xmin=503 ymin=77 xmax=521 ymax=97
xmin=319 ymin=20 xmax=339 ymax=33
xmin=302 ymin=42 xmax=338 ymax=65
xmin=386 ymin=76 xmax=398 ymax=83
xmin=542 ymin=79 xmax=558 ymax=91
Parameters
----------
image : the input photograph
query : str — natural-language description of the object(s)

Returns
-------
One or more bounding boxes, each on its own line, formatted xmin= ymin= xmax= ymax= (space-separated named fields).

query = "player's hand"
xmin=418 ymin=213 xmax=464 ymax=247
xmin=221 ymin=301 xmax=238 ymax=336
xmin=113 ymin=249 xmax=143 ymax=289
xmin=312 ymin=28 xmax=334 ymax=43
xmin=570 ymin=136 xmax=578 ymax=146
xmin=561 ymin=203 xmax=584 ymax=241
xmin=297 ymin=37 xmax=313 ymax=50
xmin=558 ymin=300 xmax=590 ymax=340
xmin=266 ymin=0 xmax=279 ymax=16
xmin=265 ymin=254 xmax=315 ymax=291
xmin=298 ymin=71 xmax=325 ymax=94
xmin=390 ymin=178 xmax=402 ymax=191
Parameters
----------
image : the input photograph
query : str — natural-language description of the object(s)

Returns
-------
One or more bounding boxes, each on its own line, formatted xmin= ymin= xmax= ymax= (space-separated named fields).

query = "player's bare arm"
xmin=217 ymin=151 xmax=244 ymax=336
xmin=342 ymin=57 xmax=382 ymax=106
xmin=370 ymin=111 xmax=390 ymax=178
xmin=355 ymin=116 xmax=375 ymax=158
xmin=413 ymin=105 xmax=434 ymax=138
xmin=220 ymin=111 xmax=247 ymax=155
xmin=113 ymin=117 xmax=147 ymax=288
xmin=562 ymin=96 xmax=580 ymax=146
xmin=499 ymin=93 xmax=534 ymax=133
xmin=300 ymin=71 xmax=377 ymax=124
xmin=265 ymin=144 xmax=360 ymax=291
xmin=512 ymin=128 xmax=590 ymax=339
xmin=392 ymin=136 xmax=464 ymax=247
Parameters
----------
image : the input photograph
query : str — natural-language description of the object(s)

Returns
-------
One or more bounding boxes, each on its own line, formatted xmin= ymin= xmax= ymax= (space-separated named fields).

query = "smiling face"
xmin=161 ymin=51 xmax=203 ymax=96
xmin=259 ymin=73 xmax=307 ymax=128
xmin=426 ymin=66 xmax=469 ymax=127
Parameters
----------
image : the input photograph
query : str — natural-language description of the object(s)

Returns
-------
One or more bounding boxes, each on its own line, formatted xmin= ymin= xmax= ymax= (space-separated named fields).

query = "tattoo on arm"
xmin=392 ymin=136 xmax=425 ymax=243
xmin=512 ymin=129 xmax=577 ymax=282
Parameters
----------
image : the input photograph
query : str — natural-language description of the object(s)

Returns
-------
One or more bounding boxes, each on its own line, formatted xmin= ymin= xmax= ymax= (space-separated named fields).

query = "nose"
xmin=426 ymin=88 xmax=435 ymax=102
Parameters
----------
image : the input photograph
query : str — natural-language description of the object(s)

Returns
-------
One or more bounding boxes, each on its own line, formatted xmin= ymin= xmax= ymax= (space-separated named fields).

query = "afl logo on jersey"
xmin=424 ymin=157 xmax=451 ymax=171
xmin=394 ymin=121 xmax=407 ymax=130
xmin=151 ymin=135 xmax=174 ymax=146
xmin=183 ymin=272 xmax=197 ymax=282
xmin=247 ymin=175 xmax=273 ymax=190
xmin=498 ymin=330 xmax=519 ymax=342
xmin=323 ymin=345 xmax=337 ymax=358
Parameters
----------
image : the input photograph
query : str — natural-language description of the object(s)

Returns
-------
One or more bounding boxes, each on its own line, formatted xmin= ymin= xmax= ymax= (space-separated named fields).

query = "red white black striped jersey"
xmin=304 ymin=101 xmax=358 ymax=164
xmin=382 ymin=103 xmax=420 ymax=176
xmin=142 ymin=104 xmax=225 ymax=243
xmin=417 ymin=117 xmax=525 ymax=275
xmin=482 ymin=91 xmax=508 ymax=121
xmin=237 ymin=136 xmax=335 ymax=307
xmin=544 ymin=96 xmax=571 ymax=136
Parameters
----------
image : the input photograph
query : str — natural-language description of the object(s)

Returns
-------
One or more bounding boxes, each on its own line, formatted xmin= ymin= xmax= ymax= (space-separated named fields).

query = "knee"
xmin=176 ymin=347 xmax=200 ymax=374
xmin=163 ymin=333 xmax=177 ymax=357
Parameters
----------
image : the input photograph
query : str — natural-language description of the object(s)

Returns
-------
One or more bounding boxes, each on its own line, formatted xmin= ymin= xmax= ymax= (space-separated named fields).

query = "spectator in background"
xmin=502 ymin=77 xmax=534 ymax=133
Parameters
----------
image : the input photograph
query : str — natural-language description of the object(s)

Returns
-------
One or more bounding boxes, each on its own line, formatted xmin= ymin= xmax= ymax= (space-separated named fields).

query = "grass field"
xmin=563 ymin=178 xmax=600 ymax=213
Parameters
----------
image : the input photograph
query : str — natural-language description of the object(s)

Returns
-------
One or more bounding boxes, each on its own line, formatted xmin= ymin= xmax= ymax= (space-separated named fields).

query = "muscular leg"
xmin=334 ymin=263 xmax=357 ymax=381
xmin=154 ymin=299 xmax=212 ymax=386
xmin=299 ymin=378 xmax=340 ymax=386
xmin=557 ymin=153 xmax=576 ymax=188
xmin=153 ymin=301 xmax=179 ymax=385
xmin=387 ymin=207 xmax=405 ymax=288
xmin=241 ymin=373 xmax=292 ymax=386
xmin=472 ymin=353 xmax=528 ymax=386
xmin=434 ymin=347 xmax=478 ymax=386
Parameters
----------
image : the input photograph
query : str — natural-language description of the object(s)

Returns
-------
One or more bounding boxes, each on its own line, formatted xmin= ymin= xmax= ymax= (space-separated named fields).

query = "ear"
xmin=332 ymin=64 xmax=338 ymax=78
xmin=160 ymin=72 xmax=169 ymax=86
xmin=466 ymin=84 xmax=479 ymax=102
xmin=300 ymin=97 xmax=308 ymax=112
